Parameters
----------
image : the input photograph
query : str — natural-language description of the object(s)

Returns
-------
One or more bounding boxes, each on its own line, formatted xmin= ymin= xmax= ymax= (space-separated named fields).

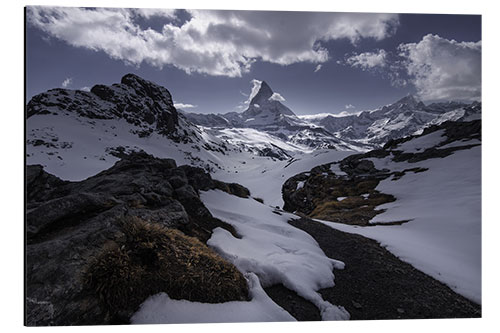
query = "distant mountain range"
xmin=182 ymin=80 xmax=481 ymax=148
xmin=26 ymin=73 xmax=480 ymax=180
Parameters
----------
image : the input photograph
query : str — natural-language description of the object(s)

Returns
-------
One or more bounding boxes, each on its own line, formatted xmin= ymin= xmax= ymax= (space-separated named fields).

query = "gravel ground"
xmin=265 ymin=217 xmax=481 ymax=321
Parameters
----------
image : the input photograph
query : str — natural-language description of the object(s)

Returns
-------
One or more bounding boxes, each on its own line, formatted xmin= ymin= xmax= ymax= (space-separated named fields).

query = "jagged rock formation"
xmin=26 ymin=152 xmax=251 ymax=326
xmin=27 ymin=73 xmax=179 ymax=138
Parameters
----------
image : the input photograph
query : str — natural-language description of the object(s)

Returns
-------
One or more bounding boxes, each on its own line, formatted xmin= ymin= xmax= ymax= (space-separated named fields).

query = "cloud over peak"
xmin=269 ymin=92 xmax=286 ymax=102
xmin=27 ymin=7 xmax=399 ymax=78
xmin=61 ymin=77 xmax=72 ymax=88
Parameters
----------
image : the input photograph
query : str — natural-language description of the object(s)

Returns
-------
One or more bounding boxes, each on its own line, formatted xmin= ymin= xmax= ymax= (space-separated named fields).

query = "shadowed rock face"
xmin=26 ymin=152 xmax=250 ymax=326
xmin=27 ymin=73 xmax=179 ymax=136
xmin=249 ymin=81 xmax=274 ymax=106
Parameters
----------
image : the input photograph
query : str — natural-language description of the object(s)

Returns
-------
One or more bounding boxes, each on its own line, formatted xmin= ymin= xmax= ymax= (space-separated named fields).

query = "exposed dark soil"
xmin=266 ymin=217 xmax=481 ymax=321
xmin=264 ymin=284 xmax=321 ymax=321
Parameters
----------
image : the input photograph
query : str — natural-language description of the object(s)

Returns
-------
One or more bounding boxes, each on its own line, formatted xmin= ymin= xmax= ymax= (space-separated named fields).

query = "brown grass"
xmin=83 ymin=216 xmax=248 ymax=317
xmin=309 ymin=191 xmax=396 ymax=226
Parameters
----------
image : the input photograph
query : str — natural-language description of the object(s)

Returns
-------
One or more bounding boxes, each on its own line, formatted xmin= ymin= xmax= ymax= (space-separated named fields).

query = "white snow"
xmin=329 ymin=162 xmax=347 ymax=176
xmin=131 ymin=273 xmax=295 ymax=324
xmin=217 ymin=127 xmax=310 ymax=154
xmin=319 ymin=146 xmax=481 ymax=303
xmin=337 ymin=197 xmax=347 ymax=201
xmin=200 ymin=190 xmax=350 ymax=320
xmin=213 ymin=149 xmax=353 ymax=208
xmin=247 ymin=80 xmax=262 ymax=104
xmin=396 ymin=129 xmax=446 ymax=153
xmin=439 ymin=138 xmax=481 ymax=149
xmin=296 ymin=181 xmax=305 ymax=190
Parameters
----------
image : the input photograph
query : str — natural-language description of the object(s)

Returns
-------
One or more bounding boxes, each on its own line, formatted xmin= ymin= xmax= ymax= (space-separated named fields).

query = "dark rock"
xmin=26 ymin=165 xmax=69 ymax=204
xmin=174 ymin=184 xmax=198 ymax=201
xmin=28 ymin=74 xmax=180 ymax=137
xmin=169 ymin=175 xmax=188 ymax=189
xmin=26 ymin=152 xmax=252 ymax=326
xmin=352 ymin=301 xmax=363 ymax=309
xmin=27 ymin=192 xmax=120 ymax=240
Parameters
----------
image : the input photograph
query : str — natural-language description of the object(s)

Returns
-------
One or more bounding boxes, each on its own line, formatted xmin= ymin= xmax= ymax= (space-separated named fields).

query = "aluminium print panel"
xmin=25 ymin=6 xmax=481 ymax=326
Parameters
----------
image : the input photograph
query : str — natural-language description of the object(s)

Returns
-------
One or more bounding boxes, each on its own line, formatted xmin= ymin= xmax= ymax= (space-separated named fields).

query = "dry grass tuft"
xmin=83 ymin=216 xmax=248 ymax=318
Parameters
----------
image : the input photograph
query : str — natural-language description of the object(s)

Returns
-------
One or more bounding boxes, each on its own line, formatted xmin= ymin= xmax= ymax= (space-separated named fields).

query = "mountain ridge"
xmin=182 ymin=83 xmax=480 ymax=148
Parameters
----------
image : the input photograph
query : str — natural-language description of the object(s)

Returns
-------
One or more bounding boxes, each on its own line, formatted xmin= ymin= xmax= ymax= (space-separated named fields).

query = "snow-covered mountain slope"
xmin=281 ymin=119 xmax=482 ymax=303
xmin=27 ymin=74 xmax=354 ymax=181
xmin=300 ymin=95 xmax=481 ymax=146
xmin=183 ymin=81 xmax=370 ymax=151
xmin=184 ymin=80 xmax=480 ymax=151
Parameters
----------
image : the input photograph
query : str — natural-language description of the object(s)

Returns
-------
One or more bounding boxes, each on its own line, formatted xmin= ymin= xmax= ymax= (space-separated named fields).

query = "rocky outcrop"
xmin=282 ymin=119 xmax=481 ymax=225
xmin=26 ymin=152 xmax=251 ymax=326
xmin=282 ymin=162 xmax=397 ymax=226
xmin=27 ymin=74 xmax=179 ymax=137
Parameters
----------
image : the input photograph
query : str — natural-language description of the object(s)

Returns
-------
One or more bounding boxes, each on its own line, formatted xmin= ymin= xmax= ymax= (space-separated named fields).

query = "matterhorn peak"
xmin=250 ymin=80 xmax=274 ymax=106
xmin=393 ymin=94 xmax=424 ymax=108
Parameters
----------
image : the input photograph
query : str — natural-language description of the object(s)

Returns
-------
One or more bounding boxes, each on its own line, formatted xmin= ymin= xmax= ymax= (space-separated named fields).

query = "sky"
xmin=25 ymin=7 xmax=481 ymax=115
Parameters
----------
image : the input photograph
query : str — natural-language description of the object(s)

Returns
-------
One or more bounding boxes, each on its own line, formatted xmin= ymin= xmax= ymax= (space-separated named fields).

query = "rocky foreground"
xmin=26 ymin=119 xmax=482 ymax=325
xmin=26 ymin=152 xmax=251 ymax=325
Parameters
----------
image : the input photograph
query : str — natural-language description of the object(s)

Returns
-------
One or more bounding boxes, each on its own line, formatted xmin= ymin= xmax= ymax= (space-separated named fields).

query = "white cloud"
xmin=61 ymin=77 xmax=72 ymax=88
xmin=27 ymin=7 xmax=399 ymax=77
xmin=398 ymin=34 xmax=481 ymax=101
xmin=345 ymin=104 xmax=355 ymax=109
xmin=337 ymin=110 xmax=363 ymax=117
xmin=174 ymin=102 xmax=197 ymax=109
xmin=130 ymin=8 xmax=176 ymax=19
xmin=345 ymin=49 xmax=387 ymax=70
xmin=314 ymin=64 xmax=322 ymax=72
xmin=80 ymin=86 xmax=91 ymax=92
xmin=269 ymin=92 xmax=286 ymax=102
xmin=244 ymin=79 xmax=263 ymax=105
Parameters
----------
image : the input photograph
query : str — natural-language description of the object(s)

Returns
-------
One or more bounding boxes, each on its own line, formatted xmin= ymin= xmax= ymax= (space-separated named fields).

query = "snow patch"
xmin=330 ymin=163 xmax=347 ymax=176
xmin=397 ymin=129 xmax=446 ymax=153
xmin=131 ymin=273 xmax=295 ymax=324
xmin=201 ymin=190 xmax=350 ymax=320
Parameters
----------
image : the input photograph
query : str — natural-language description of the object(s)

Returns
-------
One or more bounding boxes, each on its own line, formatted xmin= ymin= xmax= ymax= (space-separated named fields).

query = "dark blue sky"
xmin=26 ymin=8 xmax=481 ymax=115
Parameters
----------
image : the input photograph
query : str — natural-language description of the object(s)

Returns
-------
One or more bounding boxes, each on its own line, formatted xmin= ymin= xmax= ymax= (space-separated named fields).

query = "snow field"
xmin=320 ymin=146 xmax=481 ymax=303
